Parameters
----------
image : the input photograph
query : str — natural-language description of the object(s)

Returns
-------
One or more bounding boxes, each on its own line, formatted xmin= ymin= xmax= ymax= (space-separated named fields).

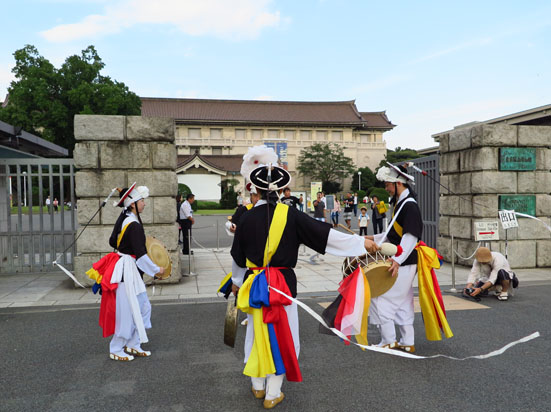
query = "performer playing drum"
xmin=230 ymin=145 xmax=379 ymax=409
xmin=366 ymin=163 xmax=423 ymax=353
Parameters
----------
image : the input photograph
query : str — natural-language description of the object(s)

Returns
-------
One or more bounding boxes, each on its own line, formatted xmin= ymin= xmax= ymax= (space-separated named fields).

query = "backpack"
xmin=377 ymin=201 xmax=388 ymax=214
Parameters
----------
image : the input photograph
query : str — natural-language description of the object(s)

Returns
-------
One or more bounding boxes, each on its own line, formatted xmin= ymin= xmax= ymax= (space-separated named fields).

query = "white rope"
xmin=454 ymin=242 xmax=482 ymax=260
xmin=269 ymin=286 xmax=540 ymax=360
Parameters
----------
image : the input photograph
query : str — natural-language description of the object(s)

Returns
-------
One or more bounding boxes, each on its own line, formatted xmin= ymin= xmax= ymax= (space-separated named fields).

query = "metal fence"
xmin=0 ymin=158 xmax=76 ymax=273
xmin=405 ymin=154 xmax=440 ymax=248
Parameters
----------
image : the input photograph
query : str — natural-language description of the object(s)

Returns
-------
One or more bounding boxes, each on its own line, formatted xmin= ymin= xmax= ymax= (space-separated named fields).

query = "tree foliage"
xmin=378 ymin=147 xmax=421 ymax=168
xmin=350 ymin=166 xmax=377 ymax=193
xmin=0 ymin=45 xmax=141 ymax=152
xmin=297 ymin=143 xmax=355 ymax=188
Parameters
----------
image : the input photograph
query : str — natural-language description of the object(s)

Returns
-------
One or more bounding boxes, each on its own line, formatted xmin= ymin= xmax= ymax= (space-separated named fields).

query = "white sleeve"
xmin=392 ymin=233 xmax=418 ymax=266
xmin=136 ymin=254 xmax=160 ymax=277
xmin=231 ymin=259 xmax=247 ymax=288
xmin=374 ymin=233 xmax=387 ymax=245
xmin=325 ymin=229 xmax=367 ymax=257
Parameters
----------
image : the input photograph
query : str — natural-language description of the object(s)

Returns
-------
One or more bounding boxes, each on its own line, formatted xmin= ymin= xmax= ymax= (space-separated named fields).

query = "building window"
xmin=332 ymin=131 xmax=343 ymax=142
xmin=317 ymin=130 xmax=327 ymax=141
xmin=360 ymin=134 xmax=369 ymax=143
xmin=268 ymin=129 xmax=279 ymax=139
xmin=252 ymin=129 xmax=263 ymax=140
xmin=210 ymin=128 xmax=222 ymax=139
xmin=236 ymin=129 xmax=246 ymax=139
xmin=284 ymin=130 xmax=295 ymax=140
xmin=300 ymin=130 xmax=311 ymax=141
xmin=189 ymin=128 xmax=201 ymax=139
xmin=212 ymin=147 xmax=222 ymax=155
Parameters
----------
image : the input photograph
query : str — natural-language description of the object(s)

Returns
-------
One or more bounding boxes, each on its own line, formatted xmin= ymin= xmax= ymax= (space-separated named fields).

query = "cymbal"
xmin=146 ymin=236 xmax=172 ymax=279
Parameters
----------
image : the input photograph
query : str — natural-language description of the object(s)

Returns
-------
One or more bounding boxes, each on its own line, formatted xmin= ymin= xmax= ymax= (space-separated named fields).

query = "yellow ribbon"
xmin=417 ymin=245 xmax=453 ymax=341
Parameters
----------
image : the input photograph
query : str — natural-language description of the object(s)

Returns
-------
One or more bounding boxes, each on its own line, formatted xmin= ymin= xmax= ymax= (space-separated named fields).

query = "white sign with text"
xmin=498 ymin=210 xmax=519 ymax=230
xmin=474 ymin=221 xmax=500 ymax=241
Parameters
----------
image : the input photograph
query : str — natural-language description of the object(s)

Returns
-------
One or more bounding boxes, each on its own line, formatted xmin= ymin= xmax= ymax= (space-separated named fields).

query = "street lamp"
xmin=358 ymin=171 xmax=361 ymax=191
xmin=22 ymin=171 xmax=27 ymax=207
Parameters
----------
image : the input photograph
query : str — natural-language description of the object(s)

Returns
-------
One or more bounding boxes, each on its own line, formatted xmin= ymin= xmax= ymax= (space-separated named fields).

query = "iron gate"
xmin=0 ymin=158 xmax=76 ymax=273
xmin=404 ymin=154 xmax=440 ymax=248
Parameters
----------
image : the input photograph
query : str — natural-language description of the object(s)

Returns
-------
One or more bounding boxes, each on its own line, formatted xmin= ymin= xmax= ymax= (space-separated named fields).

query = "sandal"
xmin=110 ymin=353 xmax=134 ymax=361
xmin=396 ymin=344 xmax=416 ymax=353
xmin=124 ymin=346 xmax=151 ymax=357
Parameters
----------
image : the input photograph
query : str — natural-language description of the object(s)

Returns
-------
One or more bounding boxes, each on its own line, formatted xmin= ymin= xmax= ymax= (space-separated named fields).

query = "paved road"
xmin=1 ymin=285 xmax=548 ymax=412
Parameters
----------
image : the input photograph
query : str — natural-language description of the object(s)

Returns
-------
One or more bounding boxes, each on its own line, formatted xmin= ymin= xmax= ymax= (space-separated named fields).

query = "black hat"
xmin=249 ymin=164 xmax=291 ymax=191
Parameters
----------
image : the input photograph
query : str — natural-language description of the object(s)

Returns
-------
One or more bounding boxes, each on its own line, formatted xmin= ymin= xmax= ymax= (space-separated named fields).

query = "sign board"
xmin=498 ymin=210 xmax=519 ymax=230
xmin=474 ymin=221 xmax=500 ymax=241
xmin=310 ymin=182 xmax=322 ymax=211
xmin=264 ymin=141 xmax=288 ymax=169
xmin=499 ymin=195 xmax=536 ymax=217
xmin=499 ymin=147 xmax=536 ymax=171
xmin=324 ymin=194 xmax=335 ymax=210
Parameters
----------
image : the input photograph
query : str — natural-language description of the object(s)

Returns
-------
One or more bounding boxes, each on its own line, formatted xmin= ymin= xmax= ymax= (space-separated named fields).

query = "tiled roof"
xmin=178 ymin=154 xmax=243 ymax=173
xmin=141 ymin=97 xmax=391 ymax=127
xmin=359 ymin=111 xmax=395 ymax=129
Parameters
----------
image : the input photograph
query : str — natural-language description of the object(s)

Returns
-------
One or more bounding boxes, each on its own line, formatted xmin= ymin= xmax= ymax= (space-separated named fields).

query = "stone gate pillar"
xmin=437 ymin=124 xmax=551 ymax=268
xmin=73 ymin=115 xmax=180 ymax=285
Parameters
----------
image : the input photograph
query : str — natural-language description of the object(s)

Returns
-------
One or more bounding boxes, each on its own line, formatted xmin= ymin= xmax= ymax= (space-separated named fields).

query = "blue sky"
xmin=2 ymin=0 xmax=550 ymax=149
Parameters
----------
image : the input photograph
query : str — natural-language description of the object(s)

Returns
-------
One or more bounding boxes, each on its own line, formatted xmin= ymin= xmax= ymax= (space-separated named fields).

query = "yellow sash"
xmin=116 ymin=223 xmax=131 ymax=249
xmin=417 ymin=245 xmax=453 ymax=340
xmin=236 ymin=203 xmax=289 ymax=378
xmin=392 ymin=208 xmax=403 ymax=237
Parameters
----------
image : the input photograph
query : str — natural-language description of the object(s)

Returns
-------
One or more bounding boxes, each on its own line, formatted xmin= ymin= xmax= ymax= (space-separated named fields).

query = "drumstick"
xmin=337 ymin=223 xmax=355 ymax=235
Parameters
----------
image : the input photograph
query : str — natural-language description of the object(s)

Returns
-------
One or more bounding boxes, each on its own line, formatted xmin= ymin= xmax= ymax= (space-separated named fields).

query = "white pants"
xmin=369 ymin=264 xmax=416 ymax=346
xmin=245 ymin=302 xmax=299 ymax=400
xmin=109 ymin=286 xmax=151 ymax=355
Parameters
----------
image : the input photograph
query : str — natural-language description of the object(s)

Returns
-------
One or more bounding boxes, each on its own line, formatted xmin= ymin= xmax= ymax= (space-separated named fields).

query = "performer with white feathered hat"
xmin=226 ymin=145 xmax=381 ymax=409
xmin=365 ymin=162 xmax=453 ymax=353
xmin=85 ymin=183 xmax=164 ymax=361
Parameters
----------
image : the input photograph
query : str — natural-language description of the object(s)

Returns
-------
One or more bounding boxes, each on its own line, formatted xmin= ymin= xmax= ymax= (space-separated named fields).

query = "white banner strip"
xmin=514 ymin=212 xmax=551 ymax=233
xmin=269 ymin=286 xmax=540 ymax=360
xmin=53 ymin=261 xmax=87 ymax=289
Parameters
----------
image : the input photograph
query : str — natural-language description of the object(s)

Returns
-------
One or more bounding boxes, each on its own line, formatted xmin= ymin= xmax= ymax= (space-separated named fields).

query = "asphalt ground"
xmin=1 ymin=285 xmax=549 ymax=412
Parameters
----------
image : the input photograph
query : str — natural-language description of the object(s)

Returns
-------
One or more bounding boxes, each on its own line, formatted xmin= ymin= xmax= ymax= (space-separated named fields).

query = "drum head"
xmin=224 ymin=297 xmax=238 ymax=348
xmin=363 ymin=261 xmax=396 ymax=297
xmin=146 ymin=236 xmax=172 ymax=279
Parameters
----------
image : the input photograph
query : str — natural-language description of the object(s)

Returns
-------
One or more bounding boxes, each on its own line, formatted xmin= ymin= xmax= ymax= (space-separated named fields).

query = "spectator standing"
xmin=298 ymin=194 xmax=304 ymax=212
xmin=331 ymin=198 xmax=341 ymax=228
xmin=46 ymin=196 xmax=51 ymax=213
xmin=313 ymin=192 xmax=326 ymax=222
xmin=362 ymin=194 xmax=369 ymax=204
xmin=237 ymin=192 xmax=244 ymax=206
xmin=353 ymin=192 xmax=358 ymax=216
xmin=358 ymin=207 xmax=370 ymax=236
xmin=176 ymin=194 xmax=183 ymax=244
xmin=179 ymin=193 xmax=195 ymax=255
xmin=371 ymin=195 xmax=384 ymax=235
xmin=343 ymin=193 xmax=353 ymax=229
xmin=280 ymin=187 xmax=300 ymax=208
xmin=53 ymin=198 xmax=59 ymax=212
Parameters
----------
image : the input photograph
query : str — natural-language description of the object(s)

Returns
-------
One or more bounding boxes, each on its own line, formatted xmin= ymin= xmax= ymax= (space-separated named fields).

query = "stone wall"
xmin=73 ymin=115 xmax=181 ymax=285
xmin=437 ymin=124 xmax=551 ymax=268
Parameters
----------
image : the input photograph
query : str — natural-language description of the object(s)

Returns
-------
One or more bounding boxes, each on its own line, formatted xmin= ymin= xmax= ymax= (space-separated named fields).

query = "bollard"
xmin=450 ymin=234 xmax=457 ymax=293
xmin=216 ymin=221 xmax=220 ymax=252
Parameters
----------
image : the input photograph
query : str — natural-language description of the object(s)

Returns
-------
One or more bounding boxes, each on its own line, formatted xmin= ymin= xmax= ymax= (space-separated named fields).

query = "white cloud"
xmin=0 ymin=63 xmax=15 ymax=101
xmin=40 ymin=0 xmax=282 ymax=42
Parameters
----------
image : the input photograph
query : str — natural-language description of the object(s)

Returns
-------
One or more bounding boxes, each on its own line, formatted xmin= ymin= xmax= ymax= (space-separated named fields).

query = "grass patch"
xmin=194 ymin=209 xmax=235 ymax=215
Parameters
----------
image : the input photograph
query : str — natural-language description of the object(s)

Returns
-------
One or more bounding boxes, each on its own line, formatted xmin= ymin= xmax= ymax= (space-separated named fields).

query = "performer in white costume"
xmin=367 ymin=163 xmax=423 ymax=353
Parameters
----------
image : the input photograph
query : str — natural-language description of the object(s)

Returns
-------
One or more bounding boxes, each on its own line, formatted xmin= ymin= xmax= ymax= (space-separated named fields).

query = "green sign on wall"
xmin=499 ymin=147 xmax=536 ymax=171
xmin=499 ymin=195 xmax=536 ymax=217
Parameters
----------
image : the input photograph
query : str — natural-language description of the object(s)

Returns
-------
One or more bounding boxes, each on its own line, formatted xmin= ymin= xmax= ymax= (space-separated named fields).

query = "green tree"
xmin=350 ymin=166 xmax=377 ymax=193
xmin=378 ymin=147 xmax=421 ymax=168
xmin=0 ymin=45 xmax=141 ymax=152
xmin=297 ymin=143 xmax=355 ymax=189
